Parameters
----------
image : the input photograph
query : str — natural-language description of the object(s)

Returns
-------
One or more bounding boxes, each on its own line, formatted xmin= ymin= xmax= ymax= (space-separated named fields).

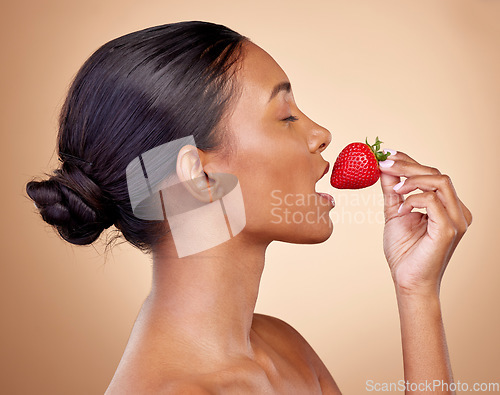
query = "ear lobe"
xmin=176 ymin=145 xmax=224 ymax=203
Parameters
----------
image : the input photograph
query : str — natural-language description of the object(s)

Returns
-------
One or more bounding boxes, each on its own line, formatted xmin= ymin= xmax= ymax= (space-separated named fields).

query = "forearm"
xmin=396 ymin=288 xmax=455 ymax=394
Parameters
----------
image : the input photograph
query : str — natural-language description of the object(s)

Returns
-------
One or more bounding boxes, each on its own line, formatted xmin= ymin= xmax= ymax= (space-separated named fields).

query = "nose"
xmin=307 ymin=119 xmax=332 ymax=154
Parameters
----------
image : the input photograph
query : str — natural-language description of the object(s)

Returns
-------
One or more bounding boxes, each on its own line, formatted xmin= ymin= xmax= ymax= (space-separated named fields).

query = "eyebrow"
xmin=268 ymin=81 xmax=291 ymax=103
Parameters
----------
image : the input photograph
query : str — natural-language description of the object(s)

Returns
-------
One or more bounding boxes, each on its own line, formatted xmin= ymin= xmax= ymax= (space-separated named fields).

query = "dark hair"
xmin=26 ymin=21 xmax=248 ymax=252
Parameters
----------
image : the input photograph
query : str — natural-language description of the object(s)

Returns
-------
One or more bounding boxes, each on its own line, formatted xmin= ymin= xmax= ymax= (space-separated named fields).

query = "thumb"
xmin=380 ymin=172 xmax=404 ymax=222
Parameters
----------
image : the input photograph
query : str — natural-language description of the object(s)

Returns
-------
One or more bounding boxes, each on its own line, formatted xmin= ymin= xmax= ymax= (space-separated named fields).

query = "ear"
xmin=176 ymin=145 xmax=225 ymax=203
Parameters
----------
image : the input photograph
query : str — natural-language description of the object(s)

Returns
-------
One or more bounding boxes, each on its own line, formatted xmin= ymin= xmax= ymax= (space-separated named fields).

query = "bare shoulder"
xmin=252 ymin=313 xmax=323 ymax=362
xmin=252 ymin=313 xmax=342 ymax=394
xmin=253 ymin=313 xmax=314 ymax=349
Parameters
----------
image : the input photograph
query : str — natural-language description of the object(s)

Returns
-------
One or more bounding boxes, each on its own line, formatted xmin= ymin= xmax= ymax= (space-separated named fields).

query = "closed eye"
xmin=282 ymin=115 xmax=299 ymax=122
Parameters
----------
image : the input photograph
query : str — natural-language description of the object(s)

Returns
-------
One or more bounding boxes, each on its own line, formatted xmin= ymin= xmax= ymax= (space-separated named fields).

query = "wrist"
xmin=394 ymin=282 xmax=441 ymax=302
xmin=395 ymin=288 xmax=443 ymax=322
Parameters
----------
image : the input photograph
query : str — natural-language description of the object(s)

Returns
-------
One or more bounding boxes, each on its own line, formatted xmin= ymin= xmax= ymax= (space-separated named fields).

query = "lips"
xmin=321 ymin=162 xmax=330 ymax=179
xmin=315 ymin=162 xmax=335 ymax=207
xmin=316 ymin=192 xmax=335 ymax=207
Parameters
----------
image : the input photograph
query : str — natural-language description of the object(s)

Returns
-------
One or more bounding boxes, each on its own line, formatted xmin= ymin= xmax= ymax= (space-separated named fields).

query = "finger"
xmin=458 ymin=197 xmax=473 ymax=226
xmin=379 ymin=150 xmax=412 ymax=221
xmin=383 ymin=149 xmax=418 ymax=165
xmin=381 ymin=151 xmax=473 ymax=226
xmin=379 ymin=158 xmax=441 ymax=178
xmin=398 ymin=192 xmax=457 ymax=242
xmin=380 ymin=171 xmax=404 ymax=222
xmin=393 ymin=174 xmax=469 ymax=235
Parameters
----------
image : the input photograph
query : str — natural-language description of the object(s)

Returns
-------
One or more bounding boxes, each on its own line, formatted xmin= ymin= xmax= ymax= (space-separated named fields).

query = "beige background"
xmin=1 ymin=0 xmax=499 ymax=393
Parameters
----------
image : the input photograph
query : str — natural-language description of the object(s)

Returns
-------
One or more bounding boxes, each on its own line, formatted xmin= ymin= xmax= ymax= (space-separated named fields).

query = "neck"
xmin=141 ymin=232 xmax=269 ymax=359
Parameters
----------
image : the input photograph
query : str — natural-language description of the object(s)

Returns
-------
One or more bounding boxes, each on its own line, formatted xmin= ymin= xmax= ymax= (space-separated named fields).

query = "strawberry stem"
xmin=365 ymin=136 xmax=391 ymax=162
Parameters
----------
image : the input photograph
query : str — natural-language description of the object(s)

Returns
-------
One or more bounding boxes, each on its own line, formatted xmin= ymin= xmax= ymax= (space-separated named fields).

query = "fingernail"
xmin=398 ymin=203 xmax=404 ymax=214
xmin=393 ymin=180 xmax=405 ymax=191
xmin=379 ymin=159 xmax=395 ymax=168
xmin=384 ymin=149 xmax=397 ymax=156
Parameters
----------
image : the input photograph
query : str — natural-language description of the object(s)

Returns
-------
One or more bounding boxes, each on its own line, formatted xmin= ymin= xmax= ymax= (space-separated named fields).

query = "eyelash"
xmin=283 ymin=115 xmax=299 ymax=122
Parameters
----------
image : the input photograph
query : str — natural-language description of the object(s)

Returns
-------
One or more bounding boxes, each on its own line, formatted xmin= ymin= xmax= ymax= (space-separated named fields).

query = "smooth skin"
xmin=105 ymin=42 xmax=472 ymax=394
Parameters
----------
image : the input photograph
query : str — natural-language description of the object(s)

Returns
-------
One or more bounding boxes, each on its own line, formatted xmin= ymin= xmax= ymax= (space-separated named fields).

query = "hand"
xmin=379 ymin=150 xmax=472 ymax=296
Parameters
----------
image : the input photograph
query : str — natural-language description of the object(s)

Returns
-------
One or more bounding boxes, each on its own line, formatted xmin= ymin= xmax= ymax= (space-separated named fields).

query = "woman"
xmin=27 ymin=21 xmax=472 ymax=394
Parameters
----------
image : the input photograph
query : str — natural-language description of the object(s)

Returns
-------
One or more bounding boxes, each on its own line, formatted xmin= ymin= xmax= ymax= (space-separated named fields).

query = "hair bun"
xmin=27 ymin=162 xmax=116 ymax=245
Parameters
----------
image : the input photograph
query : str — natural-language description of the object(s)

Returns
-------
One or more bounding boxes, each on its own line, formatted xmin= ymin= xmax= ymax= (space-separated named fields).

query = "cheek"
xmin=236 ymin=139 xmax=312 ymax=203
xmin=222 ymin=122 xmax=320 ymax=234
xmin=236 ymin=124 xmax=308 ymax=180
xmin=236 ymin=153 xmax=319 ymax=235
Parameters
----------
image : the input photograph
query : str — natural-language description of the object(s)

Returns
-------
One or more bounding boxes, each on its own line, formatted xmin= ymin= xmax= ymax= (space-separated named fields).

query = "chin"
xmin=279 ymin=221 xmax=334 ymax=245
xmin=304 ymin=222 xmax=334 ymax=244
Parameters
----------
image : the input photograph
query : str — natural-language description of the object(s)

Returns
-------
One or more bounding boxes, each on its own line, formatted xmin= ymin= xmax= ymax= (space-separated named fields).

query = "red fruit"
xmin=330 ymin=137 xmax=391 ymax=189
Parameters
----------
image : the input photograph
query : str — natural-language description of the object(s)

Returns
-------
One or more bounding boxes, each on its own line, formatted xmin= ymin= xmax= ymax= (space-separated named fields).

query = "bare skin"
xmin=105 ymin=42 xmax=472 ymax=394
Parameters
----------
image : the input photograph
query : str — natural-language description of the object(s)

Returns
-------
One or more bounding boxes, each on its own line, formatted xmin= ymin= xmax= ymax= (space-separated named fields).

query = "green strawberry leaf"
xmin=375 ymin=151 xmax=391 ymax=161
xmin=365 ymin=136 xmax=391 ymax=162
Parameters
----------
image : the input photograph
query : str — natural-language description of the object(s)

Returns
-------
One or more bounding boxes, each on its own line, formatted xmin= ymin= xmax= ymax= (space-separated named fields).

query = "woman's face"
xmin=208 ymin=42 xmax=334 ymax=245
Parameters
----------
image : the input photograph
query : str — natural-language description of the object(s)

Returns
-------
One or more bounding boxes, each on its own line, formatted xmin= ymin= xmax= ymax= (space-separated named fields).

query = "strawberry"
xmin=330 ymin=137 xmax=391 ymax=189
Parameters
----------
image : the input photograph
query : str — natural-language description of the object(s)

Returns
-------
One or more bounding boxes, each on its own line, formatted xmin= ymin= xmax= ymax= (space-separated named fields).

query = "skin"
xmin=105 ymin=42 xmax=472 ymax=394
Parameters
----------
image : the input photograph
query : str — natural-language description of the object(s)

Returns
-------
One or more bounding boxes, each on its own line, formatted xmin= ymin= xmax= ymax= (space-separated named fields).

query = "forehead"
xmin=236 ymin=42 xmax=289 ymax=100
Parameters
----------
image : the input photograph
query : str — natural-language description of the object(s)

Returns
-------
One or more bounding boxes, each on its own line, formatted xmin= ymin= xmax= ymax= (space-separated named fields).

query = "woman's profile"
xmin=26 ymin=21 xmax=472 ymax=394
